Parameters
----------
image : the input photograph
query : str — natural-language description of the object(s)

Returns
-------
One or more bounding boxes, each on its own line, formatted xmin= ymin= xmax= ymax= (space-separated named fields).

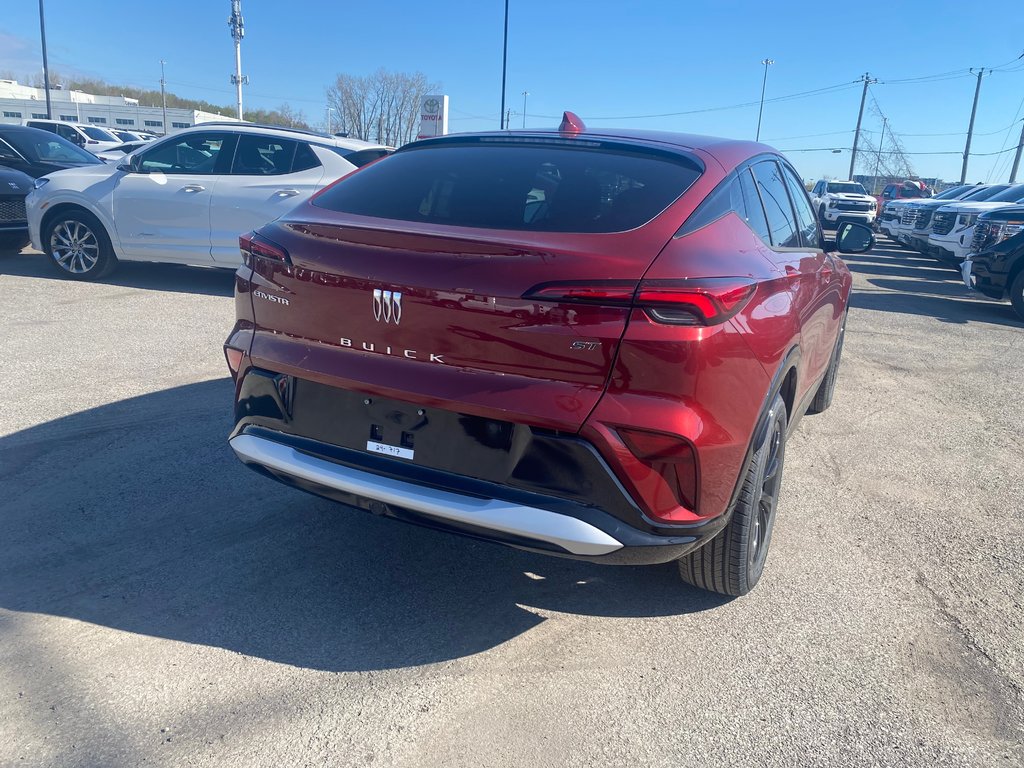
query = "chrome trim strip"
xmin=230 ymin=434 xmax=623 ymax=557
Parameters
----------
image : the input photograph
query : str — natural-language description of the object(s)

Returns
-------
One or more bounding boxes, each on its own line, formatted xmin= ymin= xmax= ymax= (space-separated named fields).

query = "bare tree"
xmin=326 ymin=68 xmax=439 ymax=145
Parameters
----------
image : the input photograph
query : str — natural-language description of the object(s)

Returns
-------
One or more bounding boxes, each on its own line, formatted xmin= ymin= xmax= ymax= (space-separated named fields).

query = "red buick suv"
xmin=224 ymin=114 xmax=871 ymax=596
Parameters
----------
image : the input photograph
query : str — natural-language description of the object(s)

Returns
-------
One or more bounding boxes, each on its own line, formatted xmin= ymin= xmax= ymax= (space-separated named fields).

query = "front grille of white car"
xmin=900 ymin=207 xmax=919 ymax=226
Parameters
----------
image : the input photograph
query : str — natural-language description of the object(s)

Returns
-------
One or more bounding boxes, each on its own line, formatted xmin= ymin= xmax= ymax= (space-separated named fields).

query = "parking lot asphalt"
xmin=1 ymin=238 xmax=1022 ymax=768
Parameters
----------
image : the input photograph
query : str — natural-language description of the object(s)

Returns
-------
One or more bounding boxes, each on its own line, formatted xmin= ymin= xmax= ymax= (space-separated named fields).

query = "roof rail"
xmin=195 ymin=121 xmax=334 ymax=139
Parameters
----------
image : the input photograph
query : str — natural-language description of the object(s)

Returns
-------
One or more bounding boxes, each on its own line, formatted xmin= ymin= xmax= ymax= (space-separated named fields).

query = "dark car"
xmin=0 ymin=125 xmax=103 ymax=179
xmin=224 ymin=113 xmax=873 ymax=596
xmin=0 ymin=167 xmax=33 ymax=252
xmin=970 ymin=205 xmax=1024 ymax=318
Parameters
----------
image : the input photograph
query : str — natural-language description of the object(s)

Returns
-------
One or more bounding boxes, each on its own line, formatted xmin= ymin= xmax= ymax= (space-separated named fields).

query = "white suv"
xmin=25 ymin=123 xmax=392 ymax=279
xmin=24 ymin=119 xmax=122 ymax=156
xmin=809 ymin=179 xmax=877 ymax=228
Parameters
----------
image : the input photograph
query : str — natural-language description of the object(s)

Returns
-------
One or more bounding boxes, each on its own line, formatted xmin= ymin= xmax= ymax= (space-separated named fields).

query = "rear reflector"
xmin=523 ymin=277 xmax=755 ymax=325
xmin=618 ymin=427 xmax=699 ymax=518
xmin=239 ymin=231 xmax=290 ymax=265
xmin=224 ymin=347 xmax=244 ymax=379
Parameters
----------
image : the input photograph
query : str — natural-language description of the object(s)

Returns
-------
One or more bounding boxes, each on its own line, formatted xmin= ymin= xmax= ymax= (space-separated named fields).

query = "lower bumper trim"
xmin=230 ymin=433 xmax=624 ymax=557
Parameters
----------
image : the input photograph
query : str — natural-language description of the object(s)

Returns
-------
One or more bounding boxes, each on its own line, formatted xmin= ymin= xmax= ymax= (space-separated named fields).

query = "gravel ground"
xmin=1 ymin=238 xmax=1021 ymax=767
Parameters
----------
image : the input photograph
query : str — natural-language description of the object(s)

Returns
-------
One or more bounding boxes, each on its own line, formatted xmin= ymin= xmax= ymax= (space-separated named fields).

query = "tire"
xmin=0 ymin=232 xmax=29 ymax=254
xmin=807 ymin=311 xmax=847 ymax=414
xmin=678 ymin=393 xmax=788 ymax=597
xmin=1010 ymin=271 xmax=1024 ymax=321
xmin=42 ymin=209 xmax=117 ymax=280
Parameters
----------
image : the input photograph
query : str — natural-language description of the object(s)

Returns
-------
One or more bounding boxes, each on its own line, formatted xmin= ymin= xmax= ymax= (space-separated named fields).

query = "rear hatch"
xmin=244 ymin=136 xmax=704 ymax=432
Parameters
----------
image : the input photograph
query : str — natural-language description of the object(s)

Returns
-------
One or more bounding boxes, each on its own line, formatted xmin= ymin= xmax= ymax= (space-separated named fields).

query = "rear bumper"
xmin=231 ymin=427 xmax=717 ymax=565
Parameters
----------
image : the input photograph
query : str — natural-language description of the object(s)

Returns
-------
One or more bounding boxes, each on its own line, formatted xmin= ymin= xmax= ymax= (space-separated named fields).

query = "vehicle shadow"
xmin=0 ymin=380 xmax=727 ymax=673
xmin=843 ymin=244 xmax=1021 ymax=327
xmin=0 ymin=251 xmax=235 ymax=297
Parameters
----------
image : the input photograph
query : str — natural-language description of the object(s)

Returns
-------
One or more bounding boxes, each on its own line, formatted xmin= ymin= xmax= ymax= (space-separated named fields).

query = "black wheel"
xmin=43 ymin=209 xmax=117 ymax=280
xmin=807 ymin=311 xmax=847 ymax=414
xmin=1009 ymin=271 xmax=1024 ymax=321
xmin=0 ymin=232 xmax=29 ymax=253
xmin=678 ymin=393 xmax=788 ymax=597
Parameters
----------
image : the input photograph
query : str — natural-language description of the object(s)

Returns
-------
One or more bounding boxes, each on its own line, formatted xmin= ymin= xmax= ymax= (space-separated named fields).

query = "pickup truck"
xmin=809 ymin=179 xmax=877 ymax=229
xmin=927 ymin=183 xmax=1024 ymax=265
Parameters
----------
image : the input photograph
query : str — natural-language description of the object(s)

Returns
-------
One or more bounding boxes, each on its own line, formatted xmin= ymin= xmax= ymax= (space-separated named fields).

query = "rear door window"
xmin=312 ymin=140 xmax=703 ymax=233
xmin=230 ymin=135 xmax=296 ymax=175
xmin=751 ymin=160 xmax=800 ymax=248
xmin=291 ymin=142 xmax=322 ymax=172
xmin=737 ymin=167 xmax=772 ymax=243
xmin=781 ymin=165 xmax=820 ymax=248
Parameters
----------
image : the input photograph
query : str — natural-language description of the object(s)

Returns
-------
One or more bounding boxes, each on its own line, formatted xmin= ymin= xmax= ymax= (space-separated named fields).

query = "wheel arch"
xmin=40 ymin=203 xmax=118 ymax=257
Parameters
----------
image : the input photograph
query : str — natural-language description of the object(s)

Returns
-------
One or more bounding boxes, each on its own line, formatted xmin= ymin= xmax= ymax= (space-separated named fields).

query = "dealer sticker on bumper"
xmin=367 ymin=441 xmax=414 ymax=461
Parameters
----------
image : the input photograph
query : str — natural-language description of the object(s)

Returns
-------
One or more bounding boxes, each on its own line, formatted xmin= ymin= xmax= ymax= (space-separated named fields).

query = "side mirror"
xmin=117 ymin=154 xmax=142 ymax=173
xmin=833 ymin=221 xmax=874 ymax=254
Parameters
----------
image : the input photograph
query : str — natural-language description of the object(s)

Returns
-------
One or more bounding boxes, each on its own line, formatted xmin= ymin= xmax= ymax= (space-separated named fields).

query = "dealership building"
xmin=0 ymin=80 xmax=238 ymax=134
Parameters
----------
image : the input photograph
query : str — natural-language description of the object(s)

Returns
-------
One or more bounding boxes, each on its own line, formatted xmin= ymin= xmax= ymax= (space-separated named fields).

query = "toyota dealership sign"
xmin=417 ymin=94 xmax=449 ymax=140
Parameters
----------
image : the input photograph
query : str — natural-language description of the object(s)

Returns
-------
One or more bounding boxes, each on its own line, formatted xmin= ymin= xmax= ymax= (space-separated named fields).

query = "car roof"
xmin=405 ymin=126 xmax=783 ymax=172
xmin=186 ymin=122 xmax=390 ymax=151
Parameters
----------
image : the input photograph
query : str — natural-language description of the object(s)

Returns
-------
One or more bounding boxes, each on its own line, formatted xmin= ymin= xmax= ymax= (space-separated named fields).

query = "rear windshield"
xmin=312 ymin=140 xmax=703 ymax=233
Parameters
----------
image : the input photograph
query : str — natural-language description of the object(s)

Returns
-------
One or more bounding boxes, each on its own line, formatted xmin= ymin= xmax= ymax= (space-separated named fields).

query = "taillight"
xmin=618 ymin=427 xmax=699 ymax=519
xmin=239 ymin=231 xmax=290 ymax=266
xmin=523 ymin=278 xmax=755 ymax=326
xmin=636 ymin=278 xmax=756 ymax=326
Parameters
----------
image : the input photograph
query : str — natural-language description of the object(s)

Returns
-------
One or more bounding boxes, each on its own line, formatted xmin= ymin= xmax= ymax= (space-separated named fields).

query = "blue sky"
xmin=3 ymin=0 xmax=1023 ymax=182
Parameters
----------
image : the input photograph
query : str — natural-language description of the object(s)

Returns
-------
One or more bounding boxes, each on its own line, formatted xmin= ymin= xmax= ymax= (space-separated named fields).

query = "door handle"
xmin=181 ymin=184 xmax=205 ymax=193
xmin=274 ymin=189 xmax=300 ymax=198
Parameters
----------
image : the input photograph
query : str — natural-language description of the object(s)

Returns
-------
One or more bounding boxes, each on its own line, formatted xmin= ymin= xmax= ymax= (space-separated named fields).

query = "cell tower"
xmin=229 ymin=0 xmax=248 ymax=121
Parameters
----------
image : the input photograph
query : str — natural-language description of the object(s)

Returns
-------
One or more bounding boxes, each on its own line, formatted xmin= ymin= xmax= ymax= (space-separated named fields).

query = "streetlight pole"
xmin=38 ymin=0 xmax=53 ymax=119
xmin=755 ymin=58 xmax=774 ymax=142
xmin=160 ymin=60 xmax=168 ymax=136
xmin=499 ymin=0 xmax=509 ymax=129
xmin=521 ymin=91 xmax=528 ymax=129
xmin=325 ymin=106 xmax=334 ymax=134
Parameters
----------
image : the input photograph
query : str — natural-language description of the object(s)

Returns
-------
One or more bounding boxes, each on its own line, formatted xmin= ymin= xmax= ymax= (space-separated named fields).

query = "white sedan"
xmin=26 ymin=123 xmax=392 ymax=279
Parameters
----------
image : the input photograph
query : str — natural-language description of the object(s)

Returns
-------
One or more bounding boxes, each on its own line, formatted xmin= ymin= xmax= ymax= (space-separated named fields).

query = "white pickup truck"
xmin=809 ymin=180 xmax=877 ymax=229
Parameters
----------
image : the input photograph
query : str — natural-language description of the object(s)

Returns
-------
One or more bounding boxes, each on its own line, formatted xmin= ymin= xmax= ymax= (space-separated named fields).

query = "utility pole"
xmin=38 ymin=0 xmax=52 ymax=119
xmin=960 ymin=68 xmax=986 ymax=184
xmin=503 ymin=108 xmax=513 ymax=130
xmin=325 ymin=106 xmax=334 ymax=134
xmin=159 ymin=59 xmax=167 ymax=135
xmin=848 ymin=72 xmax=875 ymax=179
xmin=521 ymin=91 xmax=528 ymax=129
xmin=499 ymin=0 xmax=509 ymax=129
xmin=755 ymin=58 xmax=774 ymax=141
xmin=228 ymin=0 xmax=248 ymax=121
xmin=1010 ymin=118 xmax=1024 ymax=183
xmin=872 ymin=116 xmax=888 ymax=194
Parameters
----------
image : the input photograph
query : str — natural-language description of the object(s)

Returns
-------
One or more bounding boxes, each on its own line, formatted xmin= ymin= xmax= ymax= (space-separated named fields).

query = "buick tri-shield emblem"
xmin=372 ymin=289 xmax=402 ymax=325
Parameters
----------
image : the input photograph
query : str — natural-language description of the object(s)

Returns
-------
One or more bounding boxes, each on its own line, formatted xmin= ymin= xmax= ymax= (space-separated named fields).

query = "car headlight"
xmin=33 ymin=177 xmax=49 ymax=190
xmin=869 ymin=201 xmax=877 ymax=210
xmin=828 ymin=199 xmax=837 ymax=208
xmin=959 ymin=214 xmax=977 ymax=227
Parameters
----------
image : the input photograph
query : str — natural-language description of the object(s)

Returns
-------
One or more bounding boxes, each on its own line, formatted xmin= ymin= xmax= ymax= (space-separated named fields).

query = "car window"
xmin=313 ymin=141 xmax=703 ymax=233
xmin=340 ymin=148 xmax=392 ymax=168
xmin=782 ymin=165 xmax=820 ymax=248
xmin=826 ymin=182 xmax=867 ymax=195
xmin=291 ymin=142 xmax=322 ymax=172
xmin=2 ymin=131 xmax=100 ymax=164
xmin=737 ymin=167 xmax=772 ymax=243
xmin=230 ymin=135 xmax=296 ymax=176
xmin=676 ymin=173 xmax=747 ymax=235
xmin=56 ymin=125 xmax=79 ymax=142
xmin=750 ymin=160 xmax=800 ymax=248
xmin=138 ymin=133 xmax=230 ymax=175
xmin=82 ymin=126 xmax=116 ymax=142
